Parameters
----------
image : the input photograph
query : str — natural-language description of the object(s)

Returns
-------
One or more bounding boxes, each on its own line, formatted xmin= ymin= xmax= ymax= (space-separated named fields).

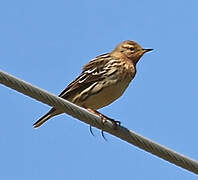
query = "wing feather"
xmin=58 ymin=53 xmax=112 ymax=99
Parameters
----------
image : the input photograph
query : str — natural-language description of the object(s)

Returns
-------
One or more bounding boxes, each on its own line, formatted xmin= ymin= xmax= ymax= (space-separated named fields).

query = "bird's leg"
xmin=84 ymin=108 xmax=95 ymax=137
xmin=86 ymin=108 xmax=107 ymax=140
xmin=86 ymin=108 xmax=121 ymax=140
xmin=86 ymin=108 xmax=121 ymax=129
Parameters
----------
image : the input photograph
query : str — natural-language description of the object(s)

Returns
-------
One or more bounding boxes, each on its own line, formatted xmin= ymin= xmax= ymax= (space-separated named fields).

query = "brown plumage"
xmin=33 ymin=40 xmax=152 ymax=128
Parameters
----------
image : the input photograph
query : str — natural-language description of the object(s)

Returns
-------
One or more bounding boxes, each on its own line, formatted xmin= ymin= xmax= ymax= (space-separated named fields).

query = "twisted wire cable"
xmin=0 ymin=69 xmax=198 ymax=175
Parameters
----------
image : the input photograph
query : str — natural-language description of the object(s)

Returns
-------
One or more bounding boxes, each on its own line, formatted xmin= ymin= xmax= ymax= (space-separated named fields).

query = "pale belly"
xmin=82 ymin=78 xmax=132 ymax=110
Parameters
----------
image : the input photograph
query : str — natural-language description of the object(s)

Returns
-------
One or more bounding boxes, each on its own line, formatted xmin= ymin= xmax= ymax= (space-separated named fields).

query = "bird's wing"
xmin=58 ymin=53 xmax=112 ymax=99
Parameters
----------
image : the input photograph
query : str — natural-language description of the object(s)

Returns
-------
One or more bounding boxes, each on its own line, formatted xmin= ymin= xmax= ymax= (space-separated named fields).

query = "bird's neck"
xmin=131 ymin=55 xmax=143 ymax=66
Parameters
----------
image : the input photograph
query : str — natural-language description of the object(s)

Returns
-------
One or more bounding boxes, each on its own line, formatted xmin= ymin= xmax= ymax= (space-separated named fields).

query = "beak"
xmin=143 ymin=48 xmax=153 ymax=53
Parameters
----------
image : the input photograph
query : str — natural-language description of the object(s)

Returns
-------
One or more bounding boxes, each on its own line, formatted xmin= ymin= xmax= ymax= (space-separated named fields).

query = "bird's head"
xmin=113 ymin=40 xmax=153 ymax=65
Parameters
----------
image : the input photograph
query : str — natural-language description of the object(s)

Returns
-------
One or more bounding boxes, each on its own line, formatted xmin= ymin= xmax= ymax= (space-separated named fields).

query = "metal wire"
xmin=0 ymin=69 xmax=198 ymax=175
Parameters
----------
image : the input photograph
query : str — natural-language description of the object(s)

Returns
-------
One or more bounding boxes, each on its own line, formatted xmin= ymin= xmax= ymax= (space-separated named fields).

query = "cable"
xmin=0 ymin=69 xmax=198 ymax=175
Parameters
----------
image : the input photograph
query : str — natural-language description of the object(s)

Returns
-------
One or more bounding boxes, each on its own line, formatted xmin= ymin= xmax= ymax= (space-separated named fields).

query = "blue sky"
xmin=1 ymin=0 xmax=198 ymax=179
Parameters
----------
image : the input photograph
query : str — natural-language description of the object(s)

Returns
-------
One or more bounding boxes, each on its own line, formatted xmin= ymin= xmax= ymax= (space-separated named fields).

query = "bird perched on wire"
xmin=33 ymin=40 xmax=152 ymax=129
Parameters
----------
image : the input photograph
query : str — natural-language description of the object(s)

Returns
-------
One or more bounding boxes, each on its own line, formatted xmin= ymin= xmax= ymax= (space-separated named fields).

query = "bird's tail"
xmin=33 ymin=108 xmax=59 ymax=128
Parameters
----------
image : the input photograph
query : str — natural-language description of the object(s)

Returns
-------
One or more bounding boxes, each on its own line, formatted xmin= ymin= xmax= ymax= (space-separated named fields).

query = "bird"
xmin=33 ymin=40 xmax=152 ymax=128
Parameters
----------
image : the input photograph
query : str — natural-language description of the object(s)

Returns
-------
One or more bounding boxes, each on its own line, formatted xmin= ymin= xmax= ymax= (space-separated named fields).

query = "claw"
xmin=89 ymin=125 xmax=95 ymax=137
xmin=115 ymin=120 xmax=121 ymax=126
xmin=111 ymin=120 xmax=121 ymax=130
xmin=101 ymin=130 xmax=108 ymax=141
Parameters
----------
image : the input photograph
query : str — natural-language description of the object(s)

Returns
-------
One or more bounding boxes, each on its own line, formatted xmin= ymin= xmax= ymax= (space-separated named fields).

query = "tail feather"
xmin=33 ymin=108 xmax=59 ymax=128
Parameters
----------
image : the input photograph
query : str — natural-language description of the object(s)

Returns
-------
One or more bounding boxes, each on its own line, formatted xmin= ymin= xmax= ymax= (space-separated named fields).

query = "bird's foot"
xmin=98 ymin=113 xmax=121 ymax=130
xmin=86 ymin=108 xmax=121 ymax=140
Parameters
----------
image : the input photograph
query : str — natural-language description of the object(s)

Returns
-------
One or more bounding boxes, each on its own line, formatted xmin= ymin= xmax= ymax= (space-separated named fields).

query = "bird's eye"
xmin=129 ymin=47 xmax=134 ymax=51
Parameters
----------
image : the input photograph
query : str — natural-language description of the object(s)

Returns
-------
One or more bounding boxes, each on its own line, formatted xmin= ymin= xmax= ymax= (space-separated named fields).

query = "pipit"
xmin=34 ymin=40 xmax=152 ymax=130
